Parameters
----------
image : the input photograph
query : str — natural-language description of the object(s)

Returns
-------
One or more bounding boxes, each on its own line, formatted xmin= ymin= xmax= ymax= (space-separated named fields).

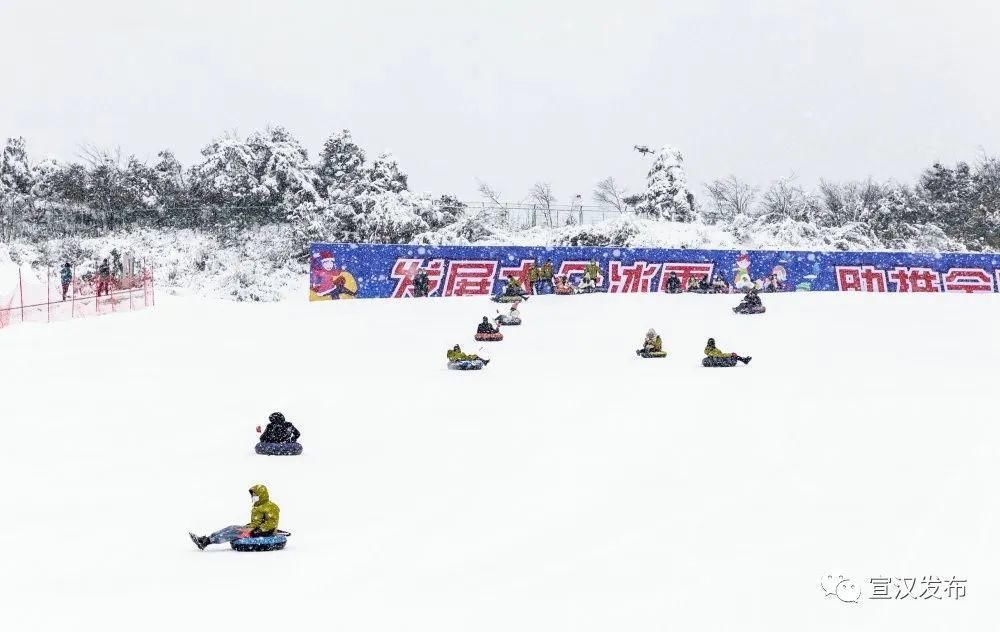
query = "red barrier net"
xmin=0 ymin=265 xmax=155 ymax=329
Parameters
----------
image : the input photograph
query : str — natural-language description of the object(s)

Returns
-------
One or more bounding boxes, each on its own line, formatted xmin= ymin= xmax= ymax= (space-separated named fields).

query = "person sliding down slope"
xmin=259 ymin=412 xmax=300 ymax=444
xmin=477 ymin=316 xmax=499 ymax=335
xmin=189 ymin=485 xmax=280 ymax=550
xmin=501 ymin=276 xmax=529 ymax=298
xmin=733 ymin=288 xmax=764 ymax=314
xmin=496 ymin=302 xmax=521 ymax=326
xmin=639 ymin=329 xmax=662 ymax=354
xmin=447 ymin=344 xmax=488 ymax=364
xmin=635 ymin=329 xmax=666 ymax=357
xmin=704 ymin=338 xmax=751 ymax=365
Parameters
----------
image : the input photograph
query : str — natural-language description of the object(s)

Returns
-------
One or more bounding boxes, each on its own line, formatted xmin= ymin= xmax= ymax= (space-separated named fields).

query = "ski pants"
xmin=208 ymin=525 xmax=250 ymax=544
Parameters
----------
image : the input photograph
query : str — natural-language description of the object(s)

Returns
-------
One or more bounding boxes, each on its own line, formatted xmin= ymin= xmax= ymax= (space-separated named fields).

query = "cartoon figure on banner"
xmin=759 ymin=264 xmax=787 ymax=292
xmin=309 ymin=250 xmax=358 ymax=300
xmin=797 ymin=258 xmax=822 ymax=291
xmin=733 ymin=252 xmax=755 ymax=291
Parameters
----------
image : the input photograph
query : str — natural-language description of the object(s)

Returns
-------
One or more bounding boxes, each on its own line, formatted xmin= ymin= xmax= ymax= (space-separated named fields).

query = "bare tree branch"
xmin=704 ymin=175 xmax=758 ymax=222
xmin=592 ymin=177 xmax=627 ymax=212
xmin=476 ymin=180 xmax=503 ymax=207
xmin=529 ymin=182 xmax=556 ymax=226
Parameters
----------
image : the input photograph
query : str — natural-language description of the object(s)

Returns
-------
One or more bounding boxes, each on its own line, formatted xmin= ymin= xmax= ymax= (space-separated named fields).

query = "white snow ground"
xmin=2 ymin=291 xmax=997 ymax=631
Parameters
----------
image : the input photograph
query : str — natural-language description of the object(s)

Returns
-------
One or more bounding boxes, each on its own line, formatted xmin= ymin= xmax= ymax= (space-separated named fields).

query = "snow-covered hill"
xmin=2 ymin=291 xmax=995 ymax=631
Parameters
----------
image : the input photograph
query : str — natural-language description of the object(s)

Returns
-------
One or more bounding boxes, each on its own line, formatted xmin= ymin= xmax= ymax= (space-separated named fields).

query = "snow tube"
xmin=702 ymin=356 xmax=738 ymax=367
xmin=474 ymin=332 xmax=504 ymax=342
xmin=636 ymin=349 xmax=667 ymax=358
xmin=231 ymin=531 xmax=290 ymax=552
xmin=492 ymin=294 xmax=528 ymax=303
xmin=255 ymin=441 xmax=303 ymax=456
xmin=554 ymin=286 xmax=575 ymax=295
xmin=448 ymin=359 xmax=486 ymax=370
xmin=733 ymin=304 xmax=766 ymax=315
xmin=577 ymin=286 xmax=606 ymax=294
xmin=496 ymin=317 xmax=522 ymax=326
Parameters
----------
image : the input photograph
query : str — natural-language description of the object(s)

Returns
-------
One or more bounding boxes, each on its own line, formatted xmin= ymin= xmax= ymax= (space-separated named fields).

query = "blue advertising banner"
xmin=308 ymin=243 xmax=1000 ymax=300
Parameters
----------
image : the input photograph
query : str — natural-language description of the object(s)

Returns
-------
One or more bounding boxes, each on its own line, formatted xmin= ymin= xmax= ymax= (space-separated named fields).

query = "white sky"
xmin=1 ymin=0 xmax=998 ymax=201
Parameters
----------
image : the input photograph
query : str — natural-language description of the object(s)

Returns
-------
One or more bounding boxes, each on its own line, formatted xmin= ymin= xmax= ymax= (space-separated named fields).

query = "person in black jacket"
xmin=259 ymin=412 xmax=300 ymax=444
xmin=97 ymin=258 xmax=112 ymax=297
xmin=665 ymin=272 xmax=681 ymax=294
xmin=413 ymin=268 xmax=430 ymax=297
xmin=477 ymin=316 xmax=498 ymax=334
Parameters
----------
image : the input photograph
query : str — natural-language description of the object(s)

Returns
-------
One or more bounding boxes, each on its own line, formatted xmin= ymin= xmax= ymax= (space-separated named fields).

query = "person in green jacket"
xmin=447 ymin=344 xmax=481 ymax=363
xmin=189 ymin=484 xmax=281 ymax=550
xmin=704 ymin=338 xmax=751 ymax=364
xmin=528 ymin=262 xmax=540 ymax=293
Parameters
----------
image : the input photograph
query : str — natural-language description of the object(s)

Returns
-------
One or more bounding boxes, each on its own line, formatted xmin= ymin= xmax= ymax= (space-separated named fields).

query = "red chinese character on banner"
xmin=558 ymin=261 xmax=603 ymax=286
xmin=658 ymin=263 xmax=714 ymax=292
xmin=942 ymin=268 xmax=993 ymax=293
xmin=836 ymin=266 xmax=888 ymax=292
xmin=499 ymin=259 xmax=536 ymax=295
xmin=442 ymin=260 xmax=498 ymax=296
xmin=390 ymin=258 xmax=444 ymax=298
xmin=608 ymin=261 xmax=661 ymax=293
xmin=889 ymin=267 xmax=940 ymax=292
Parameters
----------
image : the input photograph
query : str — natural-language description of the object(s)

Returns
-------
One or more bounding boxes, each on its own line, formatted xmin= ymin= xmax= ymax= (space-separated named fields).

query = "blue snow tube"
xmin=448 ymin=359 xmax=486 ymax=370
xmin=492 ymin=294 xmax=528 ymax=303
xmin=255 ymin=441 xmax=303 ymax=456
xmin=702 ymin=356 xmax=738 ymax=367
xmin=231 ymin=532 xmax=289 ymax=552
xmin=497 ymin=317 xmax=522 ymax=326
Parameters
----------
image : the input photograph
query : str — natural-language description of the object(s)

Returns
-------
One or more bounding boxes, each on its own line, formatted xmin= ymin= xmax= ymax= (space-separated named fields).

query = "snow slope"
xmin=2 ymin=291 xmax=997 ymax=631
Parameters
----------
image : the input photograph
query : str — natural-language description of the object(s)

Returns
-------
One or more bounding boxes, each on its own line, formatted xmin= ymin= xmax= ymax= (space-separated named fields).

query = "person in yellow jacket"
xmin=643 ymin=329 xmax=662 ymax=353
xmin=704 ymin=338 xmax=751 ymax=364
xmin=189 ymin=484 xmax=281 ymax=550
xmin=447 ymin=344 xmax=487 ymax=363
xmin=636 ymin=328 xmax=665 ymax=356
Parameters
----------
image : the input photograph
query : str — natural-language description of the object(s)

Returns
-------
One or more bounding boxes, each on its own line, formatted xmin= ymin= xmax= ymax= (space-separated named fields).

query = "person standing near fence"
xmin=97 ymin=258 xmax=111 ymax=297
xmin=111 ymin=249 xmax=124 ymax=280
xmin=60 ymin=262 xmax=72 ymax=301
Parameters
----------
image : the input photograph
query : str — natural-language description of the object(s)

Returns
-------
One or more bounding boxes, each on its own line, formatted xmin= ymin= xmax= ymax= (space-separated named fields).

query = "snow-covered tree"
xmin=189 ymin=126 xmax=321 ymax=234
xmin=317 ymin=129 xmax=366 ymax=204
xmin=635 ymin=146 xmax=696 ymax=221
xmin=0 ymin=137 xmax=33 ymax=195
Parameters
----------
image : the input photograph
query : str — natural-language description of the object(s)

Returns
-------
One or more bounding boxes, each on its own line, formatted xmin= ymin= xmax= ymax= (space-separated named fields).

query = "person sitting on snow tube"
xmin=734 ymin=289 xmax=765 ymax=314
xmin=190 ymin=484 xmax=281 ymax=550
xmin=496 ymin=303 xmax=521 ymax=326
xmin=502 ymin=276 xmax=528 ymax=298
xmin=703 ymin=337 xmax=751 ymax=366
xmin=260 ymin=412 xmax=300 ymax=444
xmin=256 ymin=412 xmax=303 ymax=455
xmin=447 ymin=344 xmax=488 ymax=368
xmin=686 ymin=275 xmax=701 ymax=293
xmin=553 ymin=275 xmax=574 ymax=294
xmin=636 ymin=328 xmax=665 ymax=357
xmin=477 ymin=316 xmax=499 ymax=335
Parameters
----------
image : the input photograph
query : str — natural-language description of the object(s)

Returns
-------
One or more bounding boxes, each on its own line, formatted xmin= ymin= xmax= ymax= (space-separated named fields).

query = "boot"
xmin=741 ymin=356 xmax=752 ymax=365
xmin=189 ymin=532 xmax=210 ymax=550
